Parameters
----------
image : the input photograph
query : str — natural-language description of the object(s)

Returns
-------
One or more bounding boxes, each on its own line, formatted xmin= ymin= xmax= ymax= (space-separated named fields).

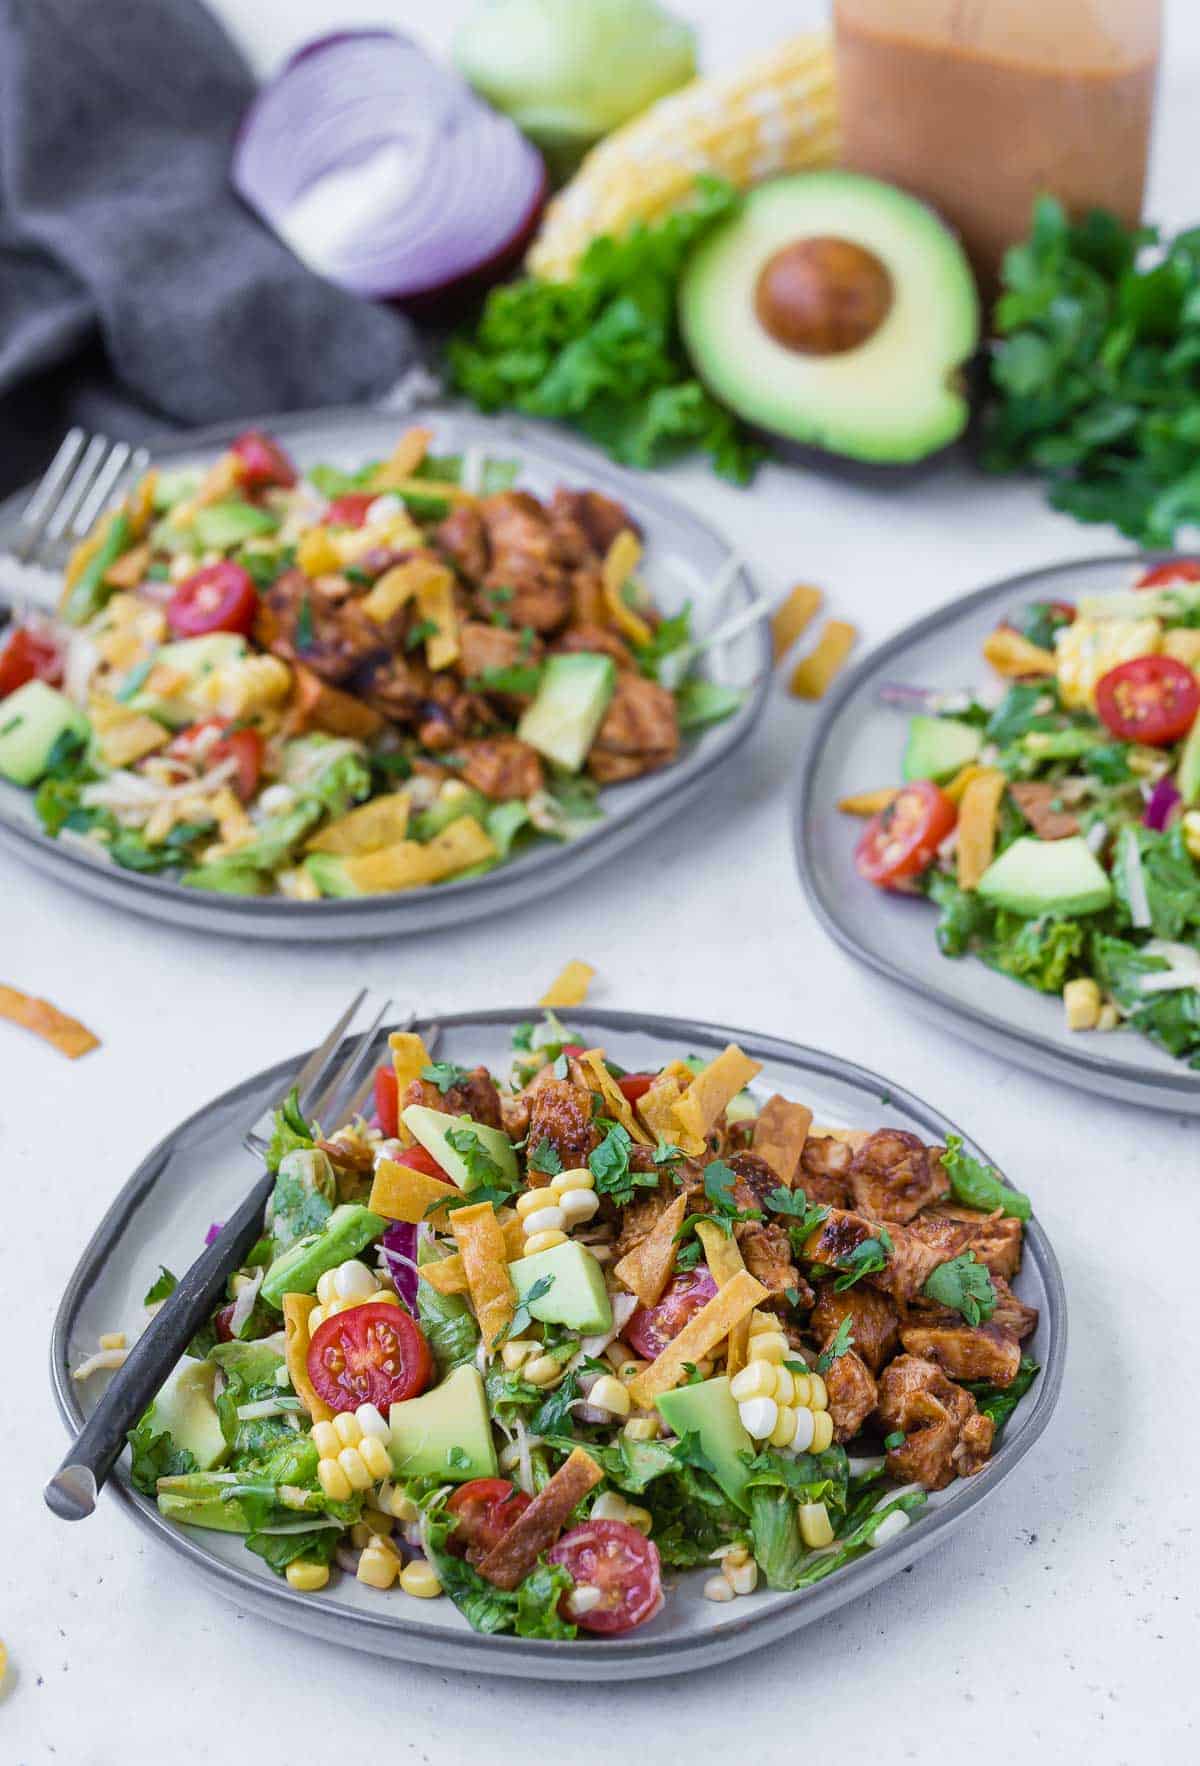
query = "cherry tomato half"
xmin=374 ymin=1064 xmax=400 ymax=1137
xmin=396 ymin=1143 xmax=453 ymax=1185
xmin=624 ymin=1269 xmax=718 ymax=1361
xmin=617 ymin=1072 xmax=656 ymax=1104
xmin=167 ymin=719 xmax=263 ymax=801
xmin=548 ymin=1520 xmax=664 ymax=1634
xmin=1095 ymin=654 xmax=1200 ymax=746
xmin=167 ymin=561 xmax=258 ymax=639
xmin=446 ymin=1479 xmax=532 ymax=1566
xmin=0 ymin=625 xmax=62 ymax=698
xmin=855 ymin=781 xmax=957 ymax=890
xmin=1135 ymin=559 xmax=1200 ymax=588
xmin=307 ymin=1300 xmax=432 ymax=1414
xmin=231 ymin=429 xmax=297 ymax=490
xmin=325 ymin=492 xmax=376 ymax=528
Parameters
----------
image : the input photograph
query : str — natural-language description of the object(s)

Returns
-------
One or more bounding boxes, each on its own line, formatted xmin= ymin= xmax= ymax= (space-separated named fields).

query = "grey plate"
xmin=0 ymin=406 xmax=768 ymax=940
xmin=793 ymin=554 xmax=1200 ymax=1116
xmin=50 ymin=1007 xmax=1065 ymax=1680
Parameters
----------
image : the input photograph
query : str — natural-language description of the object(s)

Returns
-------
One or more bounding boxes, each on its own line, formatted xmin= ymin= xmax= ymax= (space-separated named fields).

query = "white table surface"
xmin=6 ymin=2 xmax=1198 ymax=1760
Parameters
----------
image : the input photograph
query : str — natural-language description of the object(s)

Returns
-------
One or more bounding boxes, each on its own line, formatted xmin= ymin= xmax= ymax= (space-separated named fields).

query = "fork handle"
xmin=45 ymin=1170 xmax=275 ymax=1521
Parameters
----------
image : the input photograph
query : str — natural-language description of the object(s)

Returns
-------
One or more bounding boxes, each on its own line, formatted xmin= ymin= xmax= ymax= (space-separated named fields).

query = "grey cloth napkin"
xmin=0 ymin=0 xmax=419 ymax=496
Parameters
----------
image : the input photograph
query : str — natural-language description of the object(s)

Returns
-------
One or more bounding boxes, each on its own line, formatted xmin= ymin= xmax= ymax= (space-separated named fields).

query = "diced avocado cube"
xmin=1178 ymin=714 xmax=1200 ymax=807
xmin=388 ymin=1364 xmax=498 ymax=1483
xmin=156 ymin=1474 xmax=250 ymax=1533
xmin=402 ymin=1104 xmax=518 ymax=1191
xmin=143 ymin=1357 xmax=228 ymax=1472
xmin=508 ymin=1240 xmax=612 ymax=1335
xmin=977 ymin=835 xmax=1112 ymax=918
xmin=129 ymin=632 xmax=248 ymax=726
xmin=259 ymin=1203 xmax=386 ymax=1310
xmin=656 ymin=1376 xmax=755 ymax=1512
xmin=409 ymin=786 xmax=488 ymax=843
xmin=901 ymin=715 xmax=981 ymax=783
xmin=190 ymin=501 xmax=279 ymax=549
xmin=518 ymin=652 xmax=616 ymax=772
xmin=0 ymin=681 xmax=89 ymax=786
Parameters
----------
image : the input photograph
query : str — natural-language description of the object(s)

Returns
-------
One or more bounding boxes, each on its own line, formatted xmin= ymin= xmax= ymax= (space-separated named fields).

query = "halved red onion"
xmin=233 ymin=30 xmax=546 ymax=306
xmin=1143 ymin=773 xmax=1181 ymax=831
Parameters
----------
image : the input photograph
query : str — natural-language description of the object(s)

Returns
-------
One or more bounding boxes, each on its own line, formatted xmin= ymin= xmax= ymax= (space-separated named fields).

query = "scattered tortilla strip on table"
xmin=956 ymin=769 xmax=1007 ymax=891
xmin=628 ymin=1269 xmax=768 ymax=1408
xmin=0 ymin=986 xmax=99 ymax=1059
xmin=771 ymin=584 xmax=824 ymax=660
xmin=577 ymin=1049 xmax=653 ymax=1145
xmin=539 ymin=960 xmax=595 ymax=1008
xmin=369 ymin=1157 xmax=456 ymax=1230
xmin=837 ymin=787 xmax=897 ymax=817
xmin=751 ymin=1094 xmax=813 ymax=1186
xmin=671 ymin=1044 xmax=762 ymax=1145
xmin=304 ymin=792 xmax=410 ymax=855
xmin=450 ymin=1203 xmax=515 ymax=1349
xmin=476 ymin=1447 xmax=604 ymax=1590
xmin=614 ymin=1192 xmax=688 ymax=1307
xmin=417 ymin=1219 xmax=527 ymax=1294
xmin=789 ymin=619 xmax=858 ymax=699
xmin=695 ymin=1221 xmax=753 ymax=1377
xmin=283 ymin=1293 xmax=333 ymax=1423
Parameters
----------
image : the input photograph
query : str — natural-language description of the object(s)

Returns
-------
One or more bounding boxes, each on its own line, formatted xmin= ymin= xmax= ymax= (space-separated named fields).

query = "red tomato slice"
xmin=855 ymin=781 xmax=957 ymax=889
xmin=445 ymin=1479 xmax=532 ymax=1566
xmin=548 ymin=1520 xmax=664 ymax=1634
xmin=617 ymin=1072 xmax=655 ymax=1104
xmin=325 ymin=492 xmax=376 ymax=528
xmin=307 ymin=1300 xmax=432 ymax=1413
xmin=374 ymin=1064 xmax=400 ymax=1138
xmin=624 ymin=1269 xmax=718 ymax=1361
xmin=167 ymin=719 xmax=263 ymax=800
xmin=0 ymin=625 xmax=63 ymax=697
xmin=1135 ymin=559 xmax=1200 ymax=588
xmin=1095 ymin=655 xmax=1200 ymax=746
xmin=231 ymin=429 xmax=298 ymax=490
xmin=561 ymin=1043 xmax=586 ymax=1058
xmin=167 ymin=561 xmax=258 ymax=638
xmin=396 ymin=1143 xmax=453 ymax=1184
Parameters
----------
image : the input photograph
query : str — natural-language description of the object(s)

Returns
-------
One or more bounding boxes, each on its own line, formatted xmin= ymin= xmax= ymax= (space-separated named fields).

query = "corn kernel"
xmin=549 ymin=1166 xmax=595 ymax=1196
xmin=516 ymin=1189 xmax=550 ymax=1219
xmin=810 ymin=1410 xmax=834 ymax=1454
xmin=501 ymin=1338 xmax=539 ymax=1372
xmin=399 ymin=1560 xmax=443 ymax=1599
xmin=723 ymin=1555 xmax=759 ymax=1595
xmin=738 ymin=1396 xmax=779 ymax=1440
xmin=587 ymin=1375 xmax=631 ymax=1419
xmin=357 ymin=1545 xmax=399 ymax=1590
xmin=334 ymin=1259 xmax=378 ymax=1302
xmin=333 ymin=1411 xmax=364 ymax=1449
xmin=1183 ymin=811 xmax=1200 ymax=862
xmin=798 ymin=1502 xmax=835 ymax=1548
xmin=523 ymin=1354 xmax=564 ymax=1387
xmin=372 ymin=1289 xmax=401 ymax=1307
xmin=558 ymin=1188 xmax=600 ymax=1226
xmin=308 ymin=1305 xmax=325 ymax=1331
xmin=1063 ymin=977 xmax=1102 ymax=1032
xmin=1097 ymin=1003 xmax=1121 ymax=1031
xmin=772 ymin=1366 xmax=796 ymax=1406
xmin=749 ymin=1331 xmax=789 ymax=1364
xmin=316 ymin=1270 xmax=340 ymax=1308
xmin=790 ymin=1371 xmax=812 ymax=1407
xmin=523 ymin=1205 xmax=567 ymax=1238
xmin=380 ymin=1484 xmax=418 ymax=1523
xmin=311 ymin=1420 xmax=340 ymax=1459
xmin=623 ymin=1416 xmax=661 ymax=1441
xmin=362 ymin=1509 xmax=395 ymax=1538
xmin=355 ymin=1403 xmax=390 ymax=1442
xmin=98 ymin=1332 xmax=126 ymax=1351
xmin=359 ymin=1435 xmax=392 ymax=1481
xmin=590 ymin=1491 xmax=652 ymax=1533
xmin=703 ymin=1574 xmax=735 ymax=1603
xmin=338 ymin=1446 xmax=374 ymax=1492
xmin=523 ymin=1229 xmax=568 ymax=1256
xmin=615 ymin=1357 xmax=647 ymax=1384
xmin=770 ymin=1404 xmax=797 ymax=1448
xmin=317 ymin=1457 xmax=353 ymax=1502
xmin=351 ymin=1522 xmax=374 ymax=1549
xmin=790 ymin=1406 xmax=816 ymax=1453
xmin=747 ymin=1310 xmax=776 ymax=1336
xmin=730 ymin=1359 xmax=776 ymax=1402
xmin=808 ymin=1373 xmax=829 ymax=1412
xmin=286 ymin=1559 xmax=330 ymax=1592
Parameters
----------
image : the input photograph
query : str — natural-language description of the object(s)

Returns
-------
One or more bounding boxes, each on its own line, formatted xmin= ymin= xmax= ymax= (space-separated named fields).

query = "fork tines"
xmin=14 ymin=429 xmax=151 ymax=566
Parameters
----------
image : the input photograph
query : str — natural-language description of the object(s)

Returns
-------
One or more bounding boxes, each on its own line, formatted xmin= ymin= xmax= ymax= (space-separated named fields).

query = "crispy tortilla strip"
xmin=1164 ymin=628 xmax=1200 ymax=668
xmin=837 ymin=787 xmax=897 ymax=817
xmin=539 ymin=960 xmax=595 ymax=1008
xmin=943 ymin=763 xmax=987 ymax=805
xmin=283 ymin=1293 xmax=333 ymax=1423
xmin=695 ymin=1221 xmax=752 ymax=1377
xmin=0 ymin=986 xmax=99 ymax=1059
xmin=601 ymin=530 xmax=653 ymax=647
xmin=809 ymin=1125 xmax=870 ymax=1149
xmin=370 ymin=427 xmax=434 ymax=488
xmin=771 ymin=584 xmax=823 ymax=660
xmin=613 ymin=1192 xmax=687 ymax=1307
xmin=103 ymin=542 xmax=151 ymax=591
xmin=982 ymin=626 xmax=1057 ymax=678
xmin=89 ymin=698 xmax=170 ymax=768
xmin=334 ymin=817 xmax=496 ymax=894
xmin=576 ymin=1048 xmax=653 ymax=1146
xmin=476 ymin=1447 xmax=604 ymax=1590
xmin=956 ymin=768 xmax=1007 ymax=891
xmin=789 ymin=619 xmax=858 ymax=699
xmin=751 ymin=1094 xmax=813 ymax=1186
xmin=289 ymin=664 xmax=383 ymax=740
xmin=415 ymin=566 xmax=460 ymax=670
xmin=450 ymin=1202 xmax=515 ymax=1350
xmin=296 ymin=527 xmax=342 ymax=578
xmin=671 ymin=1044 xmax=762 ymax=1146
xmin=636 ymin=1073 xmax=683 ymax=1144
xmin=389 ymin=1030 xmax=434 ymax=1103
xmin=418 ymin=1220 xmax=527 ymax=1295
xmin=361 ymin=557 xmax=438 ymax=625
xmin=305 ymin=793 xmax=411 ymax=856
xmin=628 ymin=1270 xmax=768 ymax=1408
xmin=369 ymin=1157 xmax=455 ymax=1230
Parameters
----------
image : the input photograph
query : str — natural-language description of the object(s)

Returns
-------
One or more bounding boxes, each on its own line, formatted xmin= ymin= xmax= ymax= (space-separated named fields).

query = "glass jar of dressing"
xmin=834 ymin=0 xmax=1161 ymax=303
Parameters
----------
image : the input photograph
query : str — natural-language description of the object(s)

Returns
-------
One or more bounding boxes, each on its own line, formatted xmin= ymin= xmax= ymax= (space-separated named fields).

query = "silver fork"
xmin=7 ymin=428 xmax=151 ymax=571
xmin=45 ymin=991 xmax=407 ymax=1522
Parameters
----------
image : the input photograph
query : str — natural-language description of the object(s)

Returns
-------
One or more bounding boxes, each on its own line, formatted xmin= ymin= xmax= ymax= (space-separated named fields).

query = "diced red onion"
xmin=1143 ymin=774 xmax=1181 ymax=832
xmin=204 ymin=1221 xmax=224 ymax=1247
xmin=380 ymin=1220 xmax=420 ymax=1314
xmin=232 ymin=30 xmax=546 ymax=305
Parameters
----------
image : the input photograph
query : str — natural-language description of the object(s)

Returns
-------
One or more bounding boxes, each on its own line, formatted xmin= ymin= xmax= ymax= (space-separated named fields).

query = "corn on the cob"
xmin=527 ymin=33 xmax=838 ymax=282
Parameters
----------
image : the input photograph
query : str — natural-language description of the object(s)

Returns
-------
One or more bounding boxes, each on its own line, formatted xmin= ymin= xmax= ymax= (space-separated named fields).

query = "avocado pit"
xmin=754 ymin=236 xmax=894 ymax=356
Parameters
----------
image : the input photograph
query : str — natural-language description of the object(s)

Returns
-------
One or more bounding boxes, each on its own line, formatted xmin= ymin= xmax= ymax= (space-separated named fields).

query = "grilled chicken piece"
xmin=435 ymin=504 xmax=489 ymax=581
xmin=848 ymin=1129 xmax=949 ymax=1224
xmin=735 ymin=1221 xmax=799 ymax=1295
xmin=477 ymin=492 xmax=574 ymax=633
xmin=611 ymin=1154 xmax=704 ymax=1260
xmin=989 ymin=1277 xmax=1039 ymax=1340
xmin=1009 ymin=780 xmax=1080 ymax=841
xmin=899 ymin=1321 xmax=1021 ymax=1386
xmin=877 ymin=1355 xmax=994 ymax=1489
xmin=403 ymin=1066 xmax=504 ymax=1132
xmin=256 ymin=570 xmax=385 ymax=684
xmin=587 ymin=673 xmax=679 ymax=784
xmin=460 ymin=737 xmax=544 ymax=801
xmin=797 ymin=1136 xmax=854 ymax=1209
xmin=823 ymin=1346 xmax=878 ymax=1443
xmin=458 ymin=621 xmax=543 ymax=685
xmin=352 ymin=652 xmax=433 ymax=725
xmin=554 ymin=625 xmax=638 ymax=671
xmin=550 ymin=486 xmax=639 ymax=557
xmin=809 ymin=1284 xmax=899 ymax=1373
xmin=927 ymin=1204 xmax=1023 ymax=1281
xmin=527 ymin=1077 xmax=600 ymax=1172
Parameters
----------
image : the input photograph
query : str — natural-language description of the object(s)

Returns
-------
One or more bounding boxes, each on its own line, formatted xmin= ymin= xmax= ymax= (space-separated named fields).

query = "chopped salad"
xmin=0 ymin=427 xmax=742 ymax=898
xmin=107 ymin=1020 xmax=1039 ymax=1639
xmin=847 ymin=559 xmax=1200 ymax=1069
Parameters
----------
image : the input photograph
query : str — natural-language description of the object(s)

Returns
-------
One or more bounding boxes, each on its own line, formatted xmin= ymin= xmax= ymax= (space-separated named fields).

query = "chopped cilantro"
xmin=832 ymin=1228 xmax=894 ymax=1292
xmin=816 ymin=1316 xmax=855 ymax=1374
xmin=496 ymin=1274 xmax=555 ymax=1344
xmin=421 ymin=1062 xmax=471 ymax=1095
xmin=143 ymin=1266 xmax=178 ymax=1306
xmin=528 ymin=1138 xmax=563 ymax=1177
xmin=405 ymin=618 xmax=438 ymax=652
xmin=883 ymin=1431 xmax=906 ymax=1451
xmin=295 ymin=593 xmax=314 ymax=652
xmin=922 ymin=1251 xmax=997 ymax=1326
xmin=447 ymin=1446 xmax=470 ymax=1472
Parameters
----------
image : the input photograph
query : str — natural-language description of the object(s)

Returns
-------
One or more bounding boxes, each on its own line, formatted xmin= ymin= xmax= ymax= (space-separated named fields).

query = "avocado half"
xmin=679 ymin=171 xmax=980 ymax=466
